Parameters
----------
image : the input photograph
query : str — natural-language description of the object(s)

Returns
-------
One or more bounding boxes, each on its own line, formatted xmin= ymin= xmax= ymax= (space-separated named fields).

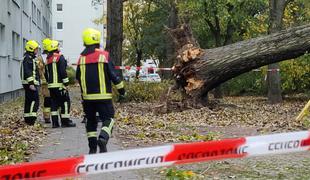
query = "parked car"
xmin=147 ymin=73 xmax=161 ymax=82
xmin=139 ymin=75 xmax=148 ymax=82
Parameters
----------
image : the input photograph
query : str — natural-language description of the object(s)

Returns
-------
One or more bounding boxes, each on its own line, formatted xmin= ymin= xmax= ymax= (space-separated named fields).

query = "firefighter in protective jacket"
xmin=20 ymin=40 xmax=40 ymax=125
xmin=38 ymin=38 xmax=52 ymax=123
xmin=76 ymin=28 xmax=125 ymax=154
xmin=45 ymin=40 xmax=76 ymax=128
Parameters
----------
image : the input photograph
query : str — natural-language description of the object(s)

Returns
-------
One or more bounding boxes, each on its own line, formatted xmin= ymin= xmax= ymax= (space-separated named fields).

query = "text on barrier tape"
xmin=0 ymin=130 xmax=309 ymax=180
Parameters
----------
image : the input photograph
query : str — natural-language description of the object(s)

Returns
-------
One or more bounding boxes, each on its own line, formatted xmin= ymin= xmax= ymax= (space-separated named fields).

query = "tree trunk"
xmin=106 ymin=0 xmax=123 ymax=79
xmin=267 ymin=0 xmax=287 ymax=104
xmin=170 ymin=24 xmax=310 ymax=106
xmin=163 ymin=0 xmax=178 ymax=79
xmin=135 ymin=49 xmax=142 ymax=78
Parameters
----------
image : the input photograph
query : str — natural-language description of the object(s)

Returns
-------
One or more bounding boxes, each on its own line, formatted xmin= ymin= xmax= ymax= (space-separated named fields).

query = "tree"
xmin=266 ymin=0 xmax=288 ymax=104
xmin=123 ymin=0 xmax=177 ymax=78
xmin=169 ymin=23 xmax=310 ymax=107
xmin=163 ymin=0 xmax=179 ymax=79
xmin=92 ymin=0 xmax=124 ymax=78
xmin=123 ymin=1 xmax=150 ymax=78
xmin=178 ymin=0 xmax=268 ymax=98
xmin=106 ymin=0 xmax=124 ymax=78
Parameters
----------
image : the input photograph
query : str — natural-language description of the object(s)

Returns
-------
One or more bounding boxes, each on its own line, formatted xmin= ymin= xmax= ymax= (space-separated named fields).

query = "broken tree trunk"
xmin=169 ymin=24 xmax=310 ymax=106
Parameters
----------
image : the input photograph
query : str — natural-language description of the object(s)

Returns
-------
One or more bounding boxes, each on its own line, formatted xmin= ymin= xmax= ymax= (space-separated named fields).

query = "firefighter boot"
xmin=88 ymin=137 xmax=97 ymax=154
xmin=61 ymin=119 xmax=76 ymax=128
xmin=25 ymin=117 xmax=36 ymax=126
xmin=52 ymin=116 xmax=60 ymax=128
xmin=98 ymin=137 xmax=108 ymax=153
xmin=98 ymin=131 xmax=109 ymax=153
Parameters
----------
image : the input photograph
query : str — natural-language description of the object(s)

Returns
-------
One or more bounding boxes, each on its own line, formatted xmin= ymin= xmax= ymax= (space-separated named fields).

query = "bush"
xmin=66 ymin=66 xmax=76 ymax=85
xmin=222 ymin=71 xmax=266 ymax=96
xmin=114 ymin=81 xmax=172 ymax=102
xmin=222 ymin=54 xmax=310 ymax=96
xmin=280 ymin=55 xmax=310 ymax=94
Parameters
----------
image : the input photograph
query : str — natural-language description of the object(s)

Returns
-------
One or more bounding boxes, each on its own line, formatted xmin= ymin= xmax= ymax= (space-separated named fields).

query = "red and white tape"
xmin=114 ymin=66 xmax=172 ymax=71
xmin=253 ymin=69 xmax=280 ymax=72
xmin=71 ymin=64 xmax=280 ymax=73
xmin=70 ymin=64 xmax=172 ymax=71
xmin=1 ymin=130 xmax=309 ymax=180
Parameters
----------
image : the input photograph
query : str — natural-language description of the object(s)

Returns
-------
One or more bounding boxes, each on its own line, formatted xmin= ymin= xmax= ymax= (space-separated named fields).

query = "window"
xmin=0 ymin=24 xmax=5 ymax=55
xmin=42 ymin=17 xmax=46 ymax=34
xmin=12 ymin=32 xmax=21 ymax=59
xmin=37 ymin=10 xmax=41 ymax=28
xmin=23 ymin=38 xmax=28 ymax=53
xmin=12 ymin=0 xmax=21 ymax=8
xmin=7 ymin=0 xmax=11 ymax=14
xmin=56 ymin=4 xmax=63 ymax=11
xmin=58 ymin=40 xmax=63 ymax=48
xmin=57 ymin=22 xmax=63 ymax=30
xmin=31 ymin=1 xmax=36 ymax=23
xmin=22 ymin=0 xmax=30 ymax=15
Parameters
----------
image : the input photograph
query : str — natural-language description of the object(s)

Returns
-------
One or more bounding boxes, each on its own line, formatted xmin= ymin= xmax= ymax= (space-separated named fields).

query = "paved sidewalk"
xmin=32 ymin=120 xmax=141 ymax=180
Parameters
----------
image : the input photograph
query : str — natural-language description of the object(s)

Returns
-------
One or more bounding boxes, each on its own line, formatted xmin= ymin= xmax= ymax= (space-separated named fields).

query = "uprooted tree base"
xmin=159 ymin=23 xmax=310 ymax=112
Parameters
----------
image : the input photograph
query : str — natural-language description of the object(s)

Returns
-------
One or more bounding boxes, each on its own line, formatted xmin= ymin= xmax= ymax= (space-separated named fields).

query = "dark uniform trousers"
xmin=23 ymin=85 xmax=39 ymax=125
xmin=49 ymin=88 xmax=71 ymax=127
xmin=84 ymin=100 xmax=114 ymax=152
xmin=43 ymin=97 xmax=51 ymax=117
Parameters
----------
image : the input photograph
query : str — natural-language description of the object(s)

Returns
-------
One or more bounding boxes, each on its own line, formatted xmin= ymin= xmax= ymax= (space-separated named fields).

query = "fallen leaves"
xmin=115 ymin=96 xmax=308 ymax=148
xmin=0 ymin=98 xmax=46 ymax=165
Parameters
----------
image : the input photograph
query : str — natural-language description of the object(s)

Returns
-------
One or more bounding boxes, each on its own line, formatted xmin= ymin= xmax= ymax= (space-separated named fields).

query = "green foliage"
xmin=0 ymin=142 xmax=28 ymax=164
xmin=222 ymin=54 xmax=310 ymax=96
xmin=178 ymin=0 xmax=268 ymax=48
xmin=280 ymin=55 xmax=310 ymax=93
xmin=123 ymin=1 xmax=170 ymax=66
xmin=165 ymin=168 xmax=202 ymax=180
xmin=116 ymin=81 xmax=171 ymax=102
xmin=222 ymin=71 xmax=266 ymax=96
xmin=66 ymin=66 xmax=76 ymax=85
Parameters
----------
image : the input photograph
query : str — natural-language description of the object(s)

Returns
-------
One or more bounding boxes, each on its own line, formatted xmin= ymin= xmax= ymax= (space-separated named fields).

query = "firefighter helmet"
xmin=46 ymin=40 xmax=59 ymax=52
xmin=25 ymin=40 xmax=39 ymax=52
xmin=42 ymin=38 xmax=52 ymax=51
xmin=82 ymin=28 xmax=101 ymax=45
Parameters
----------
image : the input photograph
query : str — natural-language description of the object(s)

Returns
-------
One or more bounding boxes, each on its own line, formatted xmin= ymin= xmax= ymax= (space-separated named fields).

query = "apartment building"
xmin=0 ymin=0 xmax=52 ymax=103
xmin=52 ymin=0 xmax=106 ymax=64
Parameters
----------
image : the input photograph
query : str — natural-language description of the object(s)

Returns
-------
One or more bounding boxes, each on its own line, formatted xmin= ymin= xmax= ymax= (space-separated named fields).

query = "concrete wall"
xmin=52 ymin=0 xmax=106 ymax=64
xmin=0 ymin=0 xmax=52 ymax=102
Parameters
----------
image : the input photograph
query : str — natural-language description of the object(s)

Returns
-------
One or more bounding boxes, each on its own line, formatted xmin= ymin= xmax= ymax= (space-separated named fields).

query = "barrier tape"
xmin=70 ymin=64 xmax=280 ymax=72
xmin=0 ymin=130 xmax=309 ymax=180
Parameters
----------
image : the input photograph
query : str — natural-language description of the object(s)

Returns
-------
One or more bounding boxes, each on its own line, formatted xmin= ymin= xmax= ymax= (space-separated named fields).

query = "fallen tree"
xmin=167 ymin=23 xmax=310 ymax=107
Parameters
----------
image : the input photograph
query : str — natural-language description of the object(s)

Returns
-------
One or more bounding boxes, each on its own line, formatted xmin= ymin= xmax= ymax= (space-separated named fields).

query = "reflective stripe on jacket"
xmin=20 ymin=52 xmax=40 ymax=85
xmin=45 ymin=52 xmax=69 ymax=88
xmin=76 ymin=48 xmax=124 ymax=101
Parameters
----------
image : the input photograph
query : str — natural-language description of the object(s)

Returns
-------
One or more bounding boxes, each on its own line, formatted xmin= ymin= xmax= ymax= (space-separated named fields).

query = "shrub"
xmin=222 ymin=71 xmax=266 ymax=96
xmin=280 ymin=54 xmax=310 ymax=94
xmin=222 ymin=54 xmax=310 ymax=96
xmin=114 ymin=81 xmax=172 ymax=102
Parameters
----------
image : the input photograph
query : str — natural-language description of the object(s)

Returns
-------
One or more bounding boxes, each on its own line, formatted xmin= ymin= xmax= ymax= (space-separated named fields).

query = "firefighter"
xmin=21 ymin=40 xmax=40 ymax=125
xmin=45 ymin=40 xmax=76 ymax=128
xmin=38 ymin=38 xmax=52 ymax=123
xmin=76 ymin=28 xmax=125 ymax=154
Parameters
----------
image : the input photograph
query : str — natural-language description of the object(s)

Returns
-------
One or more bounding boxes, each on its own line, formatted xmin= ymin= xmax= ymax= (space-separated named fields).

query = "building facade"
xmin=0 ymin=0 xmax=52 ymax=103
xmin=52 ymin=0 xmax=106 ymax=64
